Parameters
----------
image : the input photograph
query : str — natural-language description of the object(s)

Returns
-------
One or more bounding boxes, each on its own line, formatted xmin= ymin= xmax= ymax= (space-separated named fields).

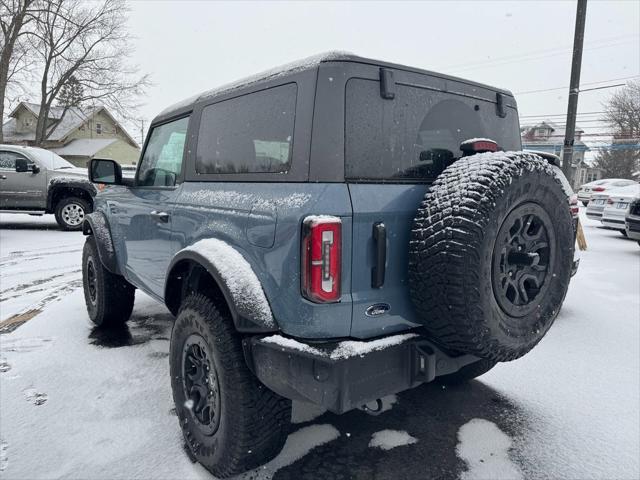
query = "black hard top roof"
xmin=154 ymin=51 xmax=514 ymax=123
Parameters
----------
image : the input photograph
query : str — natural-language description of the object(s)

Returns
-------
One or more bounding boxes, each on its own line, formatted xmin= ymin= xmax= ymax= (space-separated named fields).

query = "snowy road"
xmin=1 ymin=210 xmax=638 ymax=480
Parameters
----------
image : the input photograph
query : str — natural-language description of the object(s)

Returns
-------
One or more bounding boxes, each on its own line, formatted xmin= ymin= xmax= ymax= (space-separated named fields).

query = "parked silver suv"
xmin=0 ymin=145 xmax=96 ymax=230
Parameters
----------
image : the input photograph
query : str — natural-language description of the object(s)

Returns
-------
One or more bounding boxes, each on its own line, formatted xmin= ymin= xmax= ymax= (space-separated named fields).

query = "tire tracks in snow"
xmin=0 ymin=278 xmax=83 ymax=333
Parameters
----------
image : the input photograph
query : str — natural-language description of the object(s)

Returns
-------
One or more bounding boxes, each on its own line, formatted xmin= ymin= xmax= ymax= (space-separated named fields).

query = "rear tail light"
xmin=607 ymin=198 xmax=614 ymax=205
xmin=301 ymin=216 xmax=341 ymax=303
xmin=569 ymin=194 xmax=579 ymax=218
xmin=592 ymin=186 xmax=605 ymax=192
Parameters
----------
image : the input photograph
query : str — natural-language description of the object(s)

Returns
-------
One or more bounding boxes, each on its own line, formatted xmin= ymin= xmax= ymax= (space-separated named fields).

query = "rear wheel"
xmin=55 ymin=196 xmax=90 ymax=231
xmin=437 ymin=359 xmax=497 ymax=385
xmin=409 ymin=152 xmax=574 ymax=362
xmin=82 ymin=236 xmax=135 ymax=327
xmin=170 ymin=293 xmax=291 ymax=478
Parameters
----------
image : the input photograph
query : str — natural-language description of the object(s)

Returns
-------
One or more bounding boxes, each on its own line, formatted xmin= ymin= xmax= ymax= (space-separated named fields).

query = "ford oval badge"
xmin=365 ymin=303 xmax=391 ymax=317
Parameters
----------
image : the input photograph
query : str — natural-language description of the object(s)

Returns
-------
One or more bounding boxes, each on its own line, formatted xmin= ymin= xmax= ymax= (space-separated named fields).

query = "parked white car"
xmin=601 ymin=184 xmax=640 ymax=234
xmin=577 ymin=178 xmax=637 ymax=206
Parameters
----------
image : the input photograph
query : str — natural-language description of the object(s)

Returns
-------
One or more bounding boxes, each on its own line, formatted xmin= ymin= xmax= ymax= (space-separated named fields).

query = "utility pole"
xmin=562 ymin=0 xmax=588 ymax=183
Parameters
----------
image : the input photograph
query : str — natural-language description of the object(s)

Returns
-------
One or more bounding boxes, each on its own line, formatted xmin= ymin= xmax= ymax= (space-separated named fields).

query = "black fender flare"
xmin=47 ymin=180 xmax=97 ymax=212
xmin=82 ymin=211 xmax=121 ymax=275
xmin=165 ymin=248 xmax=278 ymax=333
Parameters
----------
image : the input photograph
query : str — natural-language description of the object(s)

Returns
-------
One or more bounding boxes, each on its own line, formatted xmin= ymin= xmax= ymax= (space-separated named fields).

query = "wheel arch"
xmin=165 ymin=250 xmax=279 ymax=333
xmin=82 ymin=211 xmax=121 ymax=275
xmin=47 ymin=182 xmax=96 ymax=213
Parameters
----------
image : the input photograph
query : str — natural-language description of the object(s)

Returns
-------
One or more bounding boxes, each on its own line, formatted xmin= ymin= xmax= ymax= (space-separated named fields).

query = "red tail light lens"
xmin=569 ymin=194 xmax=579 ymax=217
xmin=301 ymin=216 xmax=341 ymax=303
xmin=607 ymin=198 xmax=614 ymax=205
xmin=592 ymin=186 xmax=605 ymax=192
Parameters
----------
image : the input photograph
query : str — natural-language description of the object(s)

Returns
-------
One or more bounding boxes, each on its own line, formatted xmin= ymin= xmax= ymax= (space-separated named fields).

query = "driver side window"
xmin=137 ymin=116 xmax=189 ymax=187
xmin=0 ymin=151 xmax=30 ymax=170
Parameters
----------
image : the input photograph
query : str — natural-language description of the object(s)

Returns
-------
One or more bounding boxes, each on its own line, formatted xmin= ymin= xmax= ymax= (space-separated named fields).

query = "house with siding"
xmin=2 ymin=102 xmax=140 ymax=167
xmin=520 ymin=120 xmax=602 ymax=189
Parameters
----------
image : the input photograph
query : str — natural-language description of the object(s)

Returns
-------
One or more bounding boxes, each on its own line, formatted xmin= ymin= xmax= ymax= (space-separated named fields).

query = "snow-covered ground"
xmin=1 ymin=210 xmax=638 ymax=480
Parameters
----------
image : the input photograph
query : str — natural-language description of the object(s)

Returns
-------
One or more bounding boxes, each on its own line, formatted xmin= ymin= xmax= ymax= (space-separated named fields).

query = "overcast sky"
xmin=127 ymin=0 xmax=639 ymax=150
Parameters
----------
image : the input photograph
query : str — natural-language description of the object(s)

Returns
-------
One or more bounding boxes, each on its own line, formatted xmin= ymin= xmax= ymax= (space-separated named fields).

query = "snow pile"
xmin=183 ymin=238 xmax=274 ymax=327
xmin=261 ymin=335 xmax=324 ymax=356
xmin=260 ymin=333 xmax=418 ymax=360
xmin=368 ymin=430 xmax=417 ymax=451
xmin=329 ymin=334 xmax=418 ymax=360
xmin=456 ymin=418 xmax=523 ymax=480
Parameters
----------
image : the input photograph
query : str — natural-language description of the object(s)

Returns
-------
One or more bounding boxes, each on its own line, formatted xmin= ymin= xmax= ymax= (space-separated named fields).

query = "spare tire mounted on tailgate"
xmin=409 ymin=151 xmax=574 ymax=362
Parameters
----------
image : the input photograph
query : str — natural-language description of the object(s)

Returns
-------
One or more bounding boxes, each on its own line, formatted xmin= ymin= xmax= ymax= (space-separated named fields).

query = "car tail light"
xmin=607 ymin=198 xmax=614 ymax=205
xmin=301 ymin=216 xmax=341 ymax=303
xmin=569 ymin=194 xmax=579 ymax=218
xmin=592 ymin=186 xmax=605 ymax=192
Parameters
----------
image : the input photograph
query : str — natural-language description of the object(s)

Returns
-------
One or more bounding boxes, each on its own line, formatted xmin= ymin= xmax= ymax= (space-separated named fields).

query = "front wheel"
xmin=55 ymin=196 xmax=91 ymax=231
xmin=170 ymin=294 xmax=291 ymax=478
xmin=82 ymin=236 xmax=135 ymax=327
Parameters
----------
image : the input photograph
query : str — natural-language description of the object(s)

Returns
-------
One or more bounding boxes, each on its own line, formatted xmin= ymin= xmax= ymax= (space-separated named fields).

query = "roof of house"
xmin=521 ymin=120 xmax=589 ymax=150
xmin=50 ymin=138 xmax=117 ymax=157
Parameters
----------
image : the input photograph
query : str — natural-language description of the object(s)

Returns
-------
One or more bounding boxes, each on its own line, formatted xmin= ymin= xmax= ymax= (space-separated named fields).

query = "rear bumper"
xmin=626 ymin=215 xmax=640 ymax=240
xmin=601 ymin=217 xmax=626 ymax=229
xmin=245 ymin=333 xmax=477 ymax=414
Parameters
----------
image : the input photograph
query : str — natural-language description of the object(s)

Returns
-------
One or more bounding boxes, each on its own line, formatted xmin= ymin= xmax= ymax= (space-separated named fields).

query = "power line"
xmin=520 ymin=110 xmax=607 ymax=118
xmin=444 ymin=35 xmax=639 ymax=73
xmin=515 ymin=76 xmax=639 ymax=95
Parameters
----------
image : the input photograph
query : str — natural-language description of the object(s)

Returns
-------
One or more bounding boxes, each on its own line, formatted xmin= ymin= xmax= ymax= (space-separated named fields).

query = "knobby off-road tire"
xmin=409 ymin=152 xmax=574 ymax=362
xmin=437 ymin=359 xmax=497 ymax=385
xmin=55 ymin=196 xmax=91 ymax=231
xmin=170 ymin=293 xmax=291 ymax=478
xmin=82 ymin=236 xmax=135 ymax=327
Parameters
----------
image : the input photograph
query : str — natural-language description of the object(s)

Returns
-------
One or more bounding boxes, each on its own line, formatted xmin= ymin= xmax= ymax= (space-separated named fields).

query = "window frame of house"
xmin=96 ymin=123 xmax=102 ymax=135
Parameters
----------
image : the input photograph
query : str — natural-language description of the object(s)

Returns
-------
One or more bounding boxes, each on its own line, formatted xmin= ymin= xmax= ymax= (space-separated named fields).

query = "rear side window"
xmin=196 ymin=83 xmax=297 ymax=174
xmin=345 ymin=79 xmax=521 ymax=181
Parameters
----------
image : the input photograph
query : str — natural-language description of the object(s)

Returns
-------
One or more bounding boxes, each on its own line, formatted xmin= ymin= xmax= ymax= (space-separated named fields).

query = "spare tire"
xmin=409 ymin=151 xmax=574 ymax=362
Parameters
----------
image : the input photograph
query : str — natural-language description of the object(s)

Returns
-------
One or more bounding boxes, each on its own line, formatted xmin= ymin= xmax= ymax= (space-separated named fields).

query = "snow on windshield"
xmin=29 ymin=148 xmax=75 ymax=170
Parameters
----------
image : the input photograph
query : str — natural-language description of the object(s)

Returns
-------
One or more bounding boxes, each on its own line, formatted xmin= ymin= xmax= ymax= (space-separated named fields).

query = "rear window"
xmin=345 ymin=79 xmax=521 ymax=181
xmin=196 ymin=83 xmax=297 ymax=174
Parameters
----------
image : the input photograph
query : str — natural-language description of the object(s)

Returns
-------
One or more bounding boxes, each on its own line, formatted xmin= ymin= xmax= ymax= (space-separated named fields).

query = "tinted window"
xmin=137 ymin=116 xmax=189 ymax=187
xmin=345 ymin=79 xmax=521 ymax=181
xmin=196 ymin=83 xmax=296 ymax=174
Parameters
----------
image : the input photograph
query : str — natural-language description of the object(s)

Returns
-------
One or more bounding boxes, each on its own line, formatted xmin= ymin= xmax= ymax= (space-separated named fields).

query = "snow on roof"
xmin=51 ymin=138 xmax=117 ymax=156
xmin=158 ymin=51 xmax=354 ymax=117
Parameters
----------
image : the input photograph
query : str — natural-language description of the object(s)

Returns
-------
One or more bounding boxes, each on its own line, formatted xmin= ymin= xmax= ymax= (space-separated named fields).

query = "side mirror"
xmin=15 ymin=158 xmax=39 ymax=173
xmin=89 ymin=158 xmax=122 ymax=185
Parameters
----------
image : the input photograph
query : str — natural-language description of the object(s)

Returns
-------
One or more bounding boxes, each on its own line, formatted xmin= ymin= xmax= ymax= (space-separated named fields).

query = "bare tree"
xmin=30 ymin=0 xmax=149 ymax=145
xmin=594 ymin=81 xmax=640 ymax=179
xmin=0 ymin=0 xmax=36 ymax=142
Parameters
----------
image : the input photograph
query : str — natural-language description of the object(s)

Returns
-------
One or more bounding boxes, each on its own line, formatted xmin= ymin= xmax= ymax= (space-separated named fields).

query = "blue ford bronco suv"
xmin=82 ymin=52 xmax=576 ymax=477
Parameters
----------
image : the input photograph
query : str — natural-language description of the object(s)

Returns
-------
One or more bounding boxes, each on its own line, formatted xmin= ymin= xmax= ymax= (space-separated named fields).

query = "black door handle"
xmin=372 ymin=222 xmax=386 ymax=288
xmin=150 ymin=210 xmax=170 ymax=223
